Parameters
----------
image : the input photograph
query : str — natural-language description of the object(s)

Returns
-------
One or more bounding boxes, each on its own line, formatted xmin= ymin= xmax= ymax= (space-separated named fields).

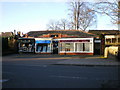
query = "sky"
xmin=0 ymin=1 xmax=118 ymax=34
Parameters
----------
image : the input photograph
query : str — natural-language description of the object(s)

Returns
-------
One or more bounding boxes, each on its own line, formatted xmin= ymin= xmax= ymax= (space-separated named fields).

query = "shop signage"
xmin=36 ymin=40 xmax=51 ymax=44
xmin=94 ymin=40 xmax=101 ymax=43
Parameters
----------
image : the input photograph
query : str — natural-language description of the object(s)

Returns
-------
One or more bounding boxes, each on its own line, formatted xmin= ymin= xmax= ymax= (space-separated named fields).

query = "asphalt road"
xmin=2 ymin=54 xmax=120 ymax=88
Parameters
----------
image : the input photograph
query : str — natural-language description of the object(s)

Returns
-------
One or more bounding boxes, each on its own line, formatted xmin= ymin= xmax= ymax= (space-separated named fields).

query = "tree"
xmin=46 ymin=20 xmax=61 ymax=30
xmin=46 ymin=19 xmax=70 ymax=30
xmin=68 ymin=0 xmax=97 ymax=31
xmin=58 ymin=19 xmax=69 ymax=30
xmin=95 ymin=0 xmax=120 ymax=24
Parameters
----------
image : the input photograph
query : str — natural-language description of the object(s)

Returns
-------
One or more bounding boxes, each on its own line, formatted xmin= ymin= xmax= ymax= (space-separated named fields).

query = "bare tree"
xmin=68 ymin=1 xmax=83 ymax=30
xmin=47 ymin=19 xmax=70 ymax=30
xmin=95 ymin=0 xmax=120 ymax=24
xmin=46 ymin=20 xmax=61 ymax=30
xmin=68 ymin=0 xmax=96 ymax=31
xmin=78 ymin=3 xmax=97 ymax=31
xmin=59 ymin=19 xmax=69 ymax=30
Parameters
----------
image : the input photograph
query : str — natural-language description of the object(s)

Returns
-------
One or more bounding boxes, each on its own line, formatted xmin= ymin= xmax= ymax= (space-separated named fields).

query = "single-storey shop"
xmin=18 ymin=30 xmax=99 ymax=55
xmin=18 ymin=38 xmax=35 ymax=53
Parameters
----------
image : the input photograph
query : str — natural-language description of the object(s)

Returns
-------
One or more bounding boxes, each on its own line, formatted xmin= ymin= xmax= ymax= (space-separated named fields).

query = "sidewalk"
xmin=2 ymin=54 xmax=120 ymax=66
xmin=55 ymin=56 xmax=120 ymax=66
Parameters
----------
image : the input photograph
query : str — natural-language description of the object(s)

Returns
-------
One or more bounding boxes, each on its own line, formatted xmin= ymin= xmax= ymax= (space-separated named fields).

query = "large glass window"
xmin=84 ymin=43 xmax=90 ymax=51
xmin=60 ymin=43 xmax=74 ymax=52
xmin=75 ymin=43 xmax=83 ymax=51
xmin=60 ymin=43 xmax=66 ymax=51
xmin=18 ymin=39 xmax=35 ymax=52
xmin=60 ymin=42 xmax=92 ymax=52
xmin=75 ymin=43 xmax=92 ymax=52
xmin=36 ymin=44 xmax=51 ymax=52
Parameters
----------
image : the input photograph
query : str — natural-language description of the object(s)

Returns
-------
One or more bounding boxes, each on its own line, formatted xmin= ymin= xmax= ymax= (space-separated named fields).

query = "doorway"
xmin=94 ymin=43 xmax=101 ymax=55
xmin=53 ymin=41 xmax=58 ymax=54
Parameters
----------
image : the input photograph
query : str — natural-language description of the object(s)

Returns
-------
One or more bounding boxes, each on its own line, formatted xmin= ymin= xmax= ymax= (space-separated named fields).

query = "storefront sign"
xmin=36 ymin=40 xmax=51 ymax=44
xmin=94 ymin=40 xmax=101 ymax=43
xmin=60 ymin=40 xmax=90 ymax=42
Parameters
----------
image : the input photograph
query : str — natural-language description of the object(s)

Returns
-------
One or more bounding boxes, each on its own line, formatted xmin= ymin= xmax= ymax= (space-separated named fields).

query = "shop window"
xmin=75 ymin=43 xmax=83 ymax=51
xmin=60 ymin=43 xmax=66 ymax=51
xmin=60 ymin=43 xmax=74 ymax=52
xmin=19 ymin=43 xmax=34 ymax=52
xmin=65 ymin=43 xmax=71 ymax=51
xmin=84 ymin=43 xmax=90 ymax=51
xmin=75 ymin=43 xmax=92 ymax=52
xmin=60 ymin=42 xmax=92 ymax=52
xmin=36 ymin=44 xmax=50 ymax=52
xmin=18 ymin=39 xmax=35 ymax=52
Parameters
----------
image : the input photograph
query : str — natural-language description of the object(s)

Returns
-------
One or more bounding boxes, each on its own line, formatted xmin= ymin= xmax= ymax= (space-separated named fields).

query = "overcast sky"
xmin=0 ymin=1 xmax=118 ymax=34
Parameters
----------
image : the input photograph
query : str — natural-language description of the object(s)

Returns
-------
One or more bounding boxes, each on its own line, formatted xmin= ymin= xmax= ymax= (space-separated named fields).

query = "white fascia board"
xmin=56 ymin=38 xmax=93 ymax=40
xmin=35 ymin=38 xmax=53 ymax=40
xmin=105 ymin=35 xmax=116 ymax=38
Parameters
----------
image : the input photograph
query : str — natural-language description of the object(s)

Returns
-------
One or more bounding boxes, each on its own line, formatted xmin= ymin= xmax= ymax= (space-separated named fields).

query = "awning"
xmin=35 ymin=40 xmax=51 ymax=44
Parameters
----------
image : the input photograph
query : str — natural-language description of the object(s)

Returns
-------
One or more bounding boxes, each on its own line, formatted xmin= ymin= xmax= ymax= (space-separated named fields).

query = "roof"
xmin=88 ymin=30 xmax=120 ymax=35
xmin=27 ymin=30 xmax=97 ymax=38
xmin=1 ymin=32 xmax=13 ymax=37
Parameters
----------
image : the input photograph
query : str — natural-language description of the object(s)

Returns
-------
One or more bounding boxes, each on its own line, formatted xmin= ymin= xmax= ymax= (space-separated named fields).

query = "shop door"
xmin=53 ymin=41 xmax=58 ymax=54
xmin=94 ymin=43 xmax=101 ymax=55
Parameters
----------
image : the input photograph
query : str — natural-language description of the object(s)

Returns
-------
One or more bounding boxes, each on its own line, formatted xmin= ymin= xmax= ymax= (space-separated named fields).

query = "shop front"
xmin=35 ymin=38 xmax=52 ymax=54
xmin=18 ymin=38 xmax=35 ymax=53
xmin=58 ymin=38 xmax=94 ymax=55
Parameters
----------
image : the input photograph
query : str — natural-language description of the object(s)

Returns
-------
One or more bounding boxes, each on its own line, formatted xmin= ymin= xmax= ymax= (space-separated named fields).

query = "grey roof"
xmin=88 ymin=30 xmax=120 ymax=35
xmin=27 ymin=30 xmax=97 ymax=38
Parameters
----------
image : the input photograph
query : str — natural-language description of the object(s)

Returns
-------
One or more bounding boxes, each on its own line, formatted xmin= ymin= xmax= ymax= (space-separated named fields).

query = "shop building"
xmin=18 ymin=30 xmax=98 ymax=55
xmin=88 ymin=30 xmax=120 ymax=55
xmin=18 ymin=38 xmax=35 ymax=53
xmin=57 ymin=38 xmax=94 ymax=55
xmin=35 ymin=38 xmax=52 ymax=54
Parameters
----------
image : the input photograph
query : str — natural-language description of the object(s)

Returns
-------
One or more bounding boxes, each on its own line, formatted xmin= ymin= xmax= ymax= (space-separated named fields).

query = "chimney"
xmin=14 ymin=30 xmax=16 ymax=35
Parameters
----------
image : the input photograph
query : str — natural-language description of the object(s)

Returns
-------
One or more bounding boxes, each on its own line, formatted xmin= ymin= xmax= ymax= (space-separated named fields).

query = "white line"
xmin=50 ymin=75 xmax=88 ymax=80
xmin=0 ymin=79 xmax=9 ymax=83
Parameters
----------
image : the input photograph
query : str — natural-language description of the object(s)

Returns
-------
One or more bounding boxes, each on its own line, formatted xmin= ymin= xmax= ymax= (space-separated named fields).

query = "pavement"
xmin=54 ymin=55 xmax=120 ymax=66
xmin=3 ymin=54 xmax=120 ymax=66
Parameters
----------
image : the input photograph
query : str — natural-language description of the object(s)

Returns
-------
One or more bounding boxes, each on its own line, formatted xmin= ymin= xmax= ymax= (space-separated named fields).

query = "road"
xmin=2 ymin=54 xmax=120 ymax=88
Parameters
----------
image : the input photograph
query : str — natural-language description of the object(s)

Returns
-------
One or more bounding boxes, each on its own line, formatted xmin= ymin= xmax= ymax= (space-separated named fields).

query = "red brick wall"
xmin=59 ymin=53 xmax=93 ymax=55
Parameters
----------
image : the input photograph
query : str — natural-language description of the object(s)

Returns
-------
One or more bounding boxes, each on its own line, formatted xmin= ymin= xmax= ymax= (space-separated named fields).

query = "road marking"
xmin=0 ymin=79 xmax=9 ymax=83
xmin=50 ymin=75 xmax=88 ymax=80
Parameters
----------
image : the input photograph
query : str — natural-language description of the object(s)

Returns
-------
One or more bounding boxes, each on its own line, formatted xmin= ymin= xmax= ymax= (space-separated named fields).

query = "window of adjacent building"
xmin=118 ymin=38 xmax=120 ymax=43
xmin=106 ymin=39 xmax=111 ymax=44
xmin=112 ymin=38 xmax=117 ymax=43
